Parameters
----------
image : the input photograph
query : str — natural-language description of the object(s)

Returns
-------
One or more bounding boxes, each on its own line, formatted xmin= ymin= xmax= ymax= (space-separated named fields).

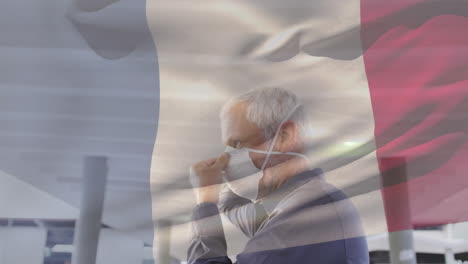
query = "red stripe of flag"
xmin=361 ymin=0 xmax=468 ymax=231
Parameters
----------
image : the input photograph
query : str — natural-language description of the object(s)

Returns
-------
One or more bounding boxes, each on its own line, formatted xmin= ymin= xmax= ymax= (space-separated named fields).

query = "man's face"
xmin=222 ymin=102 xmax=291 ymax=169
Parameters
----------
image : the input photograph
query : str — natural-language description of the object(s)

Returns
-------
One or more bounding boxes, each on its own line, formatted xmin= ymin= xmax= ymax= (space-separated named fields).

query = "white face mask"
xmin=223 ymin=105 xmax=309 ymax=201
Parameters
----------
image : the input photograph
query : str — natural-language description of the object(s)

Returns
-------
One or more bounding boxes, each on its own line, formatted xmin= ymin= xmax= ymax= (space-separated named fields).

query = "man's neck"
xmin=258 ymin=168 xmax=323 ymax=214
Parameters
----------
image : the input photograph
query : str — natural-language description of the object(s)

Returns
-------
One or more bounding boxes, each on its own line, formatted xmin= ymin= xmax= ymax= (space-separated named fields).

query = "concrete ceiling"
xmin=0 ymin=0 xmax=157 ymax=244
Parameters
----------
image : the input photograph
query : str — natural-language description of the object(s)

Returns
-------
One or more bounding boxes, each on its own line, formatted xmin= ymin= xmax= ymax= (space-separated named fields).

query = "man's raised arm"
xmin=187 ymin=154 xmax=233 ymax=264
xmin=187 ymin=202 xmax=233 ymax=264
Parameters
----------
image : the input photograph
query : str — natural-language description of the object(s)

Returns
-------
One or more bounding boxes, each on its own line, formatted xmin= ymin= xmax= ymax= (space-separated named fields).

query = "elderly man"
xmin=188 ymin=87 xmax=368 ymax=264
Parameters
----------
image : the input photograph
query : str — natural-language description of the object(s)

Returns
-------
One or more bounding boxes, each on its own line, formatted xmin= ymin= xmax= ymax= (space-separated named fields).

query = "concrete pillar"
xmin=155 ymin=220 xmax=172 ymax=264
xmin=388 ymin=230 xmax=416 ymax=264
xmin=380 ymin=157 xmax=416 ymax=264
xmin=444 ymin=224 xmax=456 ymax=264
xmin=72 ymin=156 xmax=108 ymax=264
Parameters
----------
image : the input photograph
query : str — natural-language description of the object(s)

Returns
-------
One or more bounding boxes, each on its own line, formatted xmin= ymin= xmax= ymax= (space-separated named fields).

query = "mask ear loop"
xmin=260 ymin=105 xmax=301 ymax=171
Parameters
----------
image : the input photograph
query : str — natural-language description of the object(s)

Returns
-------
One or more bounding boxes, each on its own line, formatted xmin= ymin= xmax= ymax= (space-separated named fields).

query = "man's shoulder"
xmin=276 ymin=175 xmax=349 ymax=213
xmin=244 ymin=174 xmax=366 ymax=253
xmin=277 ymin=176 xmax=365 ymax=236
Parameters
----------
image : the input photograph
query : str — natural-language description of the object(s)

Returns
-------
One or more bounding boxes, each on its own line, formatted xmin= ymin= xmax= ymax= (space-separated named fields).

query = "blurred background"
xmin=1 ymin=0 xmax=468 ymax=263
xmin=2 ymin=165 xmax=468 ymax=263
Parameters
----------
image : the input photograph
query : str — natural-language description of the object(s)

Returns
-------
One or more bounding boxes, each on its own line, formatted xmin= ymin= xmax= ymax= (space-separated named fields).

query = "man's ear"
xmin=279 ymin=121 xmax=297 ymax=150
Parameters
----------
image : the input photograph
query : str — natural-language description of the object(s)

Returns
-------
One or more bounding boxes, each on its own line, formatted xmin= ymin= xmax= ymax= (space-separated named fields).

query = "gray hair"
xmin=220 ymin=87 xmax=308 ymax=141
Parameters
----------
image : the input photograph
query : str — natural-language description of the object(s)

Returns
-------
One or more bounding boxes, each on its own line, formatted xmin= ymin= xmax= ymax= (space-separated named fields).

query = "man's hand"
xmin=190 ymin=153 xmax=230 ymax=204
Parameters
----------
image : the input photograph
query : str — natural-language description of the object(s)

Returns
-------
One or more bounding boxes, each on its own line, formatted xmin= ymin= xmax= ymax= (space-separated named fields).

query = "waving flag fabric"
xmin=148 ymin=0 xmax=468 ymax=259
xmin=0 ymin=0 xmax=159 ymax=245
xmin=362 ymin=0 xmax=468 ymax=230
xmin=1 ymin=0 xmax=468 ymax=262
